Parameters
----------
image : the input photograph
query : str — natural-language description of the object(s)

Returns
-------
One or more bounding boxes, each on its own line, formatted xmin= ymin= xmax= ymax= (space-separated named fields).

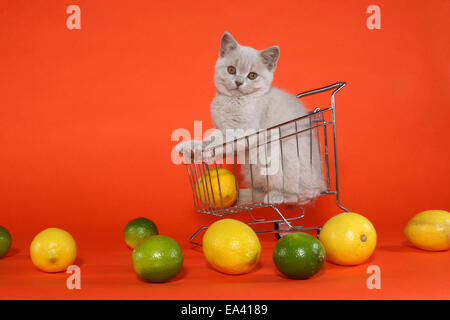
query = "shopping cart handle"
xmin=296 ymin=82 xmax=346 ymax=98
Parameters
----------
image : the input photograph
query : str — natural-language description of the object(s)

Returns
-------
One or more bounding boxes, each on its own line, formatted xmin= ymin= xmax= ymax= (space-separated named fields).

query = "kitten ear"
xmin=220 ymin=32 xmax=238 ymax=57
xmin=261 ymin=46 xmax=280 ymax=71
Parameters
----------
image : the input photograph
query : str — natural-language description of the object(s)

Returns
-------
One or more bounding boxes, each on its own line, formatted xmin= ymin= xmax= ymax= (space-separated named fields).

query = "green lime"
xmin=123 ymin=217 xmax=158 ymax=249
xmin=0 ymin=226 xmax=12 ymax=258
xmin=273 ymin=232 xmax=326 ymax=279
xmin=132 ymin=235 xmax=183 ymax=283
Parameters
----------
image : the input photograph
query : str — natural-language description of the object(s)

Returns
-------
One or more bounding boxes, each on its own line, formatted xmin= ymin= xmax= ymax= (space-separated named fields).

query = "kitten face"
xmin=214 ymin=32 xmax=280 ymax=97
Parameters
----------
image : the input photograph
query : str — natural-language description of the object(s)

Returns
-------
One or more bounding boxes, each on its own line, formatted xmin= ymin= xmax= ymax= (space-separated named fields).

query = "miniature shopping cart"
xmin=181 ymin=82 xmax=351 ymax=245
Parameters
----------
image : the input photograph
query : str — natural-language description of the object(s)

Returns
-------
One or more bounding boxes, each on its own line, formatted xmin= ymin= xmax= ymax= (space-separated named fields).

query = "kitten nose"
xmin=235 ymin=80 xmax=243 ymax=87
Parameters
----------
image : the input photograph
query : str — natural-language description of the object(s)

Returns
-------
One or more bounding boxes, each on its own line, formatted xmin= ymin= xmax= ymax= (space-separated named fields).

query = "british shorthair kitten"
xmin=177 ymin=32 xmax=325 ymax=204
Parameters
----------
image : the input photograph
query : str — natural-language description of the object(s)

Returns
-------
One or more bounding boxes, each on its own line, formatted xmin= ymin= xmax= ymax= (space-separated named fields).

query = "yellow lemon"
xmin=203 ymin=219 xmax=261 ymax=274
xmin=404 ymin=210 xmax=450 ymax=251
xmin=319 ymin=212 xmax=377 ymax=265
xmin=196 ymin=168 xmax=237 ymax=209
xmin=30 ymin=228 xmax=77 ymax=272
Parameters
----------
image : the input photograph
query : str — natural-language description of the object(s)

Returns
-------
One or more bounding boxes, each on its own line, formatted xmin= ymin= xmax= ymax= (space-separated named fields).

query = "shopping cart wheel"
xmin=274 ymin=222 xmax=285 ymax=240
xmin=316 ymin=226 xmax=322 ymax=239
xmin=274 ymin=223 xmax=322 ymax=240
xmin=274 ymin=222 xmax=281 ymax=240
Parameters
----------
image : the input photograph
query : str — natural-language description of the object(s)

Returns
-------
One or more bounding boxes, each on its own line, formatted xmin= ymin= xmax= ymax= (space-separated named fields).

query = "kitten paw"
xmin=176 ymin=140 xmax=216 ymax=162
xmin=175 ymin=140 xmax=203 ymax=154
xmin=263 ymin=191 xmax=285 ymax=204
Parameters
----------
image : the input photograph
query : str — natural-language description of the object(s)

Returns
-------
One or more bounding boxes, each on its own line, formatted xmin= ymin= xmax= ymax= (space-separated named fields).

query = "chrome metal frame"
xmin=183 ymin=82 xmax=350 ymax=245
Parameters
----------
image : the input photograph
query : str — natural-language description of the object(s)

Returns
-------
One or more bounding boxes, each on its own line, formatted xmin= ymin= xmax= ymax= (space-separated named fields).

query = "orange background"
xmin=0 ymin=0 xmax=449 ymax=299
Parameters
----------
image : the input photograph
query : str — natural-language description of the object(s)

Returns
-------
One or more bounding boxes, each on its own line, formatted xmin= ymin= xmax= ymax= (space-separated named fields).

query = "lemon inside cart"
xmin=181 ymin=82 xmax=351 ymax=245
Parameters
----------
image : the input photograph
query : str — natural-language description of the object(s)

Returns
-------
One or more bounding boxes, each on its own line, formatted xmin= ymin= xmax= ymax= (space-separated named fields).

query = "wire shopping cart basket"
xmin=181 ymin=82 xmax=351 ymax=245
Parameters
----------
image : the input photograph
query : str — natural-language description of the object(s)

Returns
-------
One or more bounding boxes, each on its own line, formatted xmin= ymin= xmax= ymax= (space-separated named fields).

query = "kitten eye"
xmin=227 ymin=66 xmax=236 ymax=74
xmin=248 ymin=72 xmax=258 ymax=80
